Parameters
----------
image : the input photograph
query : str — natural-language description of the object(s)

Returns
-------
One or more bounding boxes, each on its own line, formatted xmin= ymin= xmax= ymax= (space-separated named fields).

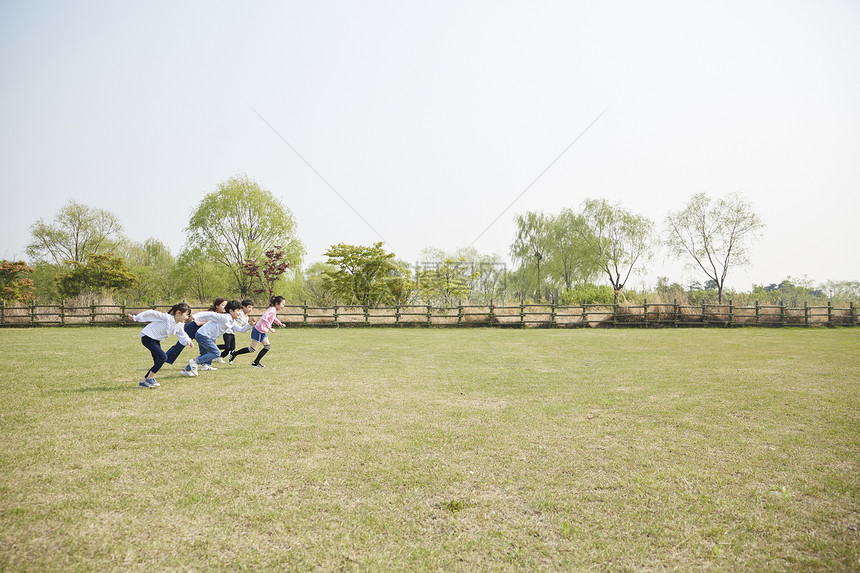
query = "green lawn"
xmin=1 ymin=327 xmax=858 ymax=571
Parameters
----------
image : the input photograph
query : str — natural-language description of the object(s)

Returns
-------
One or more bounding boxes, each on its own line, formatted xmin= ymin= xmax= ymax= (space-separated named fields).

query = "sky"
xmin=2 ymin=0 xmax=859 ymax=292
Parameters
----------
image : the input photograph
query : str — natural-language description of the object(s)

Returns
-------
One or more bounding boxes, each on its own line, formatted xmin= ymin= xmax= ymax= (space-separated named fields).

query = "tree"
xmin=546 ymin=208 xmax=602 ymax=291
xmin=415 ymin=257 xmax=477 ymax=305
xmin=126 ymin=238 xmax=181 ymax=301
xmin=321 ymin=242 xmax=409 ymax=306
xmin=665 ymin=193 xmax=764 ymax=303
xmin=184 ymin=174 xmax=305 ymax=297
xmin=27 ymin=200 xmax=124 ymax=264
xmin=576 ymin=199 xmax=654 ymax=304
xmin=240 ymin=246 xmax=292 ymax=301
xmin=56 ymin=252 xmax=137 ymax=299
xmin=0 ymin=261 xmax=35 ymax=303
xmin=510 ymin=212 xmax=552 ymax=301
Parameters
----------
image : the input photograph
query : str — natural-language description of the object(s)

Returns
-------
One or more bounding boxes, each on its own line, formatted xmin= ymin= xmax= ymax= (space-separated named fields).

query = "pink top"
xmin=254 ymin=306 xmax=284 ymax=333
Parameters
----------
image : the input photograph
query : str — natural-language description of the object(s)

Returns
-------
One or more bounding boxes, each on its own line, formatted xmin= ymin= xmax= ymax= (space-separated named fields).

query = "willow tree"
xmin=510 ymin=211 xmax=552 ymax=301
xmin=184 ymin=175 xmax=305 ymax=297
xmin=27 ymin=200 xmax=124 ymax=264
xmin=576 ymin=199 xmax=654 ymax=304
xmin=665 ymin=193 xmax=764 ymax=303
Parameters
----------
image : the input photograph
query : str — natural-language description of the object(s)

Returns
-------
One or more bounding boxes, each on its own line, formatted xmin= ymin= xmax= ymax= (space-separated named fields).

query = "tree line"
xmin=2 ymin=175 xmax=858 ymax=307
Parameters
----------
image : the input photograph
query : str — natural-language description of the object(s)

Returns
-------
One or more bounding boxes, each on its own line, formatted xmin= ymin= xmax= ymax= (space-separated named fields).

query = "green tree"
xmin=56 ymin=252 xmax=137 ymax=299
xmin=321 ymin=242 xmax=409 ymax=306
xmin=576 ymin=199 xmax=654 ymax=304
xmin=175 ymin=247 xmax=234 ymax=303
xmin=416 ymin=257 xmax=477 ymax=305
xmin=510 ymin=211 xmax=552 ymax=301
xmin=665 ymin=192 xmax=764 ymax=303
xmin=184 ymin=174 xmax=305 ymax=297
xmin=0 ymin=261 xmax=36 ymax=303
xmin=546 ymin=208 xmax=601 ymax=291
xmin=26 ymin=200 xmax=124 ymax=264
xmin=126 ymin=238 xmax=181 ymax=302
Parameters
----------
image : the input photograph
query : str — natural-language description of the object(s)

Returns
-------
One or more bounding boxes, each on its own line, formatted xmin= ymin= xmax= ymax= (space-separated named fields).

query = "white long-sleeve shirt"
xmin=193 ymin=311 xmax=253 ymax=339
xmin=225 ymin=310 xmax=248 ymax=335
xmin=133 ymin=310 xmax=192 ymax=345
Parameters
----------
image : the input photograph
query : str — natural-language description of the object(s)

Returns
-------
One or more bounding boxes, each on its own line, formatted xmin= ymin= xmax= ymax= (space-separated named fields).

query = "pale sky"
xmin=2 ymin=0 xmax=859 ymax=291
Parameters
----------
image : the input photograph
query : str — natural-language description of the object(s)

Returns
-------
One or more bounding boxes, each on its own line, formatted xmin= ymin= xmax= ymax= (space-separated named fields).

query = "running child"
xmin=181 ymin=300 xmax=253 ymax=376
xmin=216 ymin=299 xmax=254 ymax=362
xmin=228 ymin=295 xmax=286 ymax=368
xmin=164 ymin=297 xmax=227 ymax=367
xmin=128 ymin=303 xmax=193 ymax=388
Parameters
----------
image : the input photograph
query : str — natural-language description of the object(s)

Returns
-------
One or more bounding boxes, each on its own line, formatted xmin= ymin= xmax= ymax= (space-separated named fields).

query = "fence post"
xmin=755 ymin=300 xmax=760 ymax=325
xmin=364 ymin=304 xmax=369 ymax=326
xmin=303 ymin=301 xmax=308 ymax=325
xmin=851 ymin=302 xmax=856 ymax=326
xmin=581 ymin=303 xmax=587 ymax=328
xmin=333 ymin=302 xmax=339 ymax=324
xmin=827 ymin=300 xmax=832 ymax=327
xmin=1 ymin=300 xmax=4 ymax=325
xmin=489 ymin=299 xmax=495 ymax=326
xmin=780 ymin=300 xmax=785 ymax=326
xmin=673 ymin=298 xmax=679 ymax=327
xmin=702 ymin=302 xmax=707 ymax=327
xmin=457 ymin=301 xmax=463 ymax=326
xmin=612 ymin=302 xmax=618 ymax=327
xmin=60 ymin=300 xmax=66 ymax=326
xmin=644 ymin=299 xmax=648 ymax=328
xmin=520 ymin=300 xmax=525 ymax=328
xmin=729 ymin=300 xmax=734 ymax=327
xmin=551 ymin=299 xmax=557 ymax=328
xmin=804 ymin=301 xmax=809 ymax=326
xmin=426 ymin=302 xmax=432 ymax=326
xmin=91 ymin=301 xmax=96 ymax=325
xmin=395 ymin=302 xmax=400 ymax=325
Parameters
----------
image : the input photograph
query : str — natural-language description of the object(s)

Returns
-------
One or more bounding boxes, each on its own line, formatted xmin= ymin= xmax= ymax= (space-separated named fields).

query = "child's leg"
xmin=230 ymin=328 xmax=264 ymax=361
xmin=164 ymin=340 xmax=184 ymax=364
xmin=141 ymin=336 xmax=166 ymax=379
xmin=252 ymin=336 xmax=271 ymax=366
xmin=220 ymin=333 xmax=236 ymax=357
xmin=195 ymin=335 xmax=221 ymax=366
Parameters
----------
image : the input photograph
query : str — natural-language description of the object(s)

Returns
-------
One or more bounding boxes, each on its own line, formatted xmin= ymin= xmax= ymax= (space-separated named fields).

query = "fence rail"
xmin=0 ymin=300 xmax=856 ymax=328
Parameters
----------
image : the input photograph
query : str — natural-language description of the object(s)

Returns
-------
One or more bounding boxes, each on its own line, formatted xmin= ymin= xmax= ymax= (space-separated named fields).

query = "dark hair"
xmin=225 ymin=300 xmax=242 ymax=312
xmin=208 ymin=297 xmax=228 ymax=312
xmin=241 ymin=299 xmax=254 ymax=307
xmin=270 ymin=295 xmax=285 ymax=306
xmin=168 ymin=302 xmax=191 ymax=316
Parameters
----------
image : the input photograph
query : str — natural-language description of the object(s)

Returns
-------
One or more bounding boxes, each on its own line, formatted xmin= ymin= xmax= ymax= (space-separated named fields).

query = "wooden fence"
xmin=0 ymin=300 xmax=856 ymax=328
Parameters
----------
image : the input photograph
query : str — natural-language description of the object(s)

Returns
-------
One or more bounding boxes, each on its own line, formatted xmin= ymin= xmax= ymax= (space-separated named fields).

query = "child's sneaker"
xmin=200 ymin=364 xmax=217 ymax=371
xmin=251 ymin=363 xmax=266 ymax=368
xmin=139 ymin=379 xmax=154 ymax=388
xmin=146 ymin=378 xmax=160 ymax=387
xmin=227 ymin=351 xmax=234 ymax=365
xmin=188 ymin=359 xmax=199 ymax=373
xmin=180 ymin=369 xmax=196 ymax=377
xmin=213 ymin=357 xmax=225 ymax=363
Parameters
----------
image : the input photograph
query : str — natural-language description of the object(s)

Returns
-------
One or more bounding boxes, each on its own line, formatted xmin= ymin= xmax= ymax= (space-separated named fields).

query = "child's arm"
xmin=129 ymin=310 xmax=167 ymax=323
xmin=176 ymin=325 xmax=194 ymax=347
xmin=232 ymin=321 xmax=254 ymax=333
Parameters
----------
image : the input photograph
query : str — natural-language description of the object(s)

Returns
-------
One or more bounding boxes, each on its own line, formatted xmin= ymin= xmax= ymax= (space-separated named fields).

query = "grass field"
xmin=1 ymin=327 xmax=858 ymax=571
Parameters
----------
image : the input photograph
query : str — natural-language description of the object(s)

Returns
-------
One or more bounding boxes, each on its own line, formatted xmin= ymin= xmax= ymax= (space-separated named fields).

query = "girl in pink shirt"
xmin=228 ymin=296 xmax=285 ymax=368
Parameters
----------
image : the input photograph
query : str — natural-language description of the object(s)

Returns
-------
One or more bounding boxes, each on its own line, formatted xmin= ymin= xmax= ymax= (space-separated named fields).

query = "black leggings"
xmin=141 ymin=335 xmax=166 ymax=376
xmin=218 ymin=333 xmax=236 ymax=357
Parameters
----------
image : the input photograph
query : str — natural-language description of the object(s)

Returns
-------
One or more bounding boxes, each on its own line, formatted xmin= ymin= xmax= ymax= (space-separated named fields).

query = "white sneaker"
xmin=213 ymin=357 xmax=225 ymax=363
xmin=200 ymin=364 xmax=217 ymax=371
xmin=180 ymin=369 xmax=196 ymax=377
xmin=188 ymin=359 xmax=199 ymax=372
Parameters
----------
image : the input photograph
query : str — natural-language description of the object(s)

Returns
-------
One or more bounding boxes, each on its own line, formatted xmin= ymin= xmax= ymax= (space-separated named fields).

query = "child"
xmin=181 ymin=300 xmax=253 ymax=376
xmin=228 ymin=295 xmax=286 ymax=368
xmin=128 ymin=303 xmax=193 ymax=388
xmin=164 ymin=297 xmax=227 ymax=367
xmin=216 ymin=299 xmax=254 ymax=362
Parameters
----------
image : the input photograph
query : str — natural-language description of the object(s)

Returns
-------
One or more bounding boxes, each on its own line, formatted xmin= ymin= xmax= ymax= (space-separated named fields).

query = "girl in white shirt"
xmin=128 ymin=303 xmax=193 ymax=388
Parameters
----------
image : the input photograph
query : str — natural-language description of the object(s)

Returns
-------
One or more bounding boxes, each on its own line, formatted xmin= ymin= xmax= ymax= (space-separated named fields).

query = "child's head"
xmin=270 ymin=295 xmax=286 ymax=309
xmin=241 ymin=299 xmax=254 ymax=313
xmin=225 ymin=299 xmax=243 ymax=317
xmin=209 ymin=297 xmax=228 ymax=312
xmin=168 ymin=302 xmax=192 ymax=322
